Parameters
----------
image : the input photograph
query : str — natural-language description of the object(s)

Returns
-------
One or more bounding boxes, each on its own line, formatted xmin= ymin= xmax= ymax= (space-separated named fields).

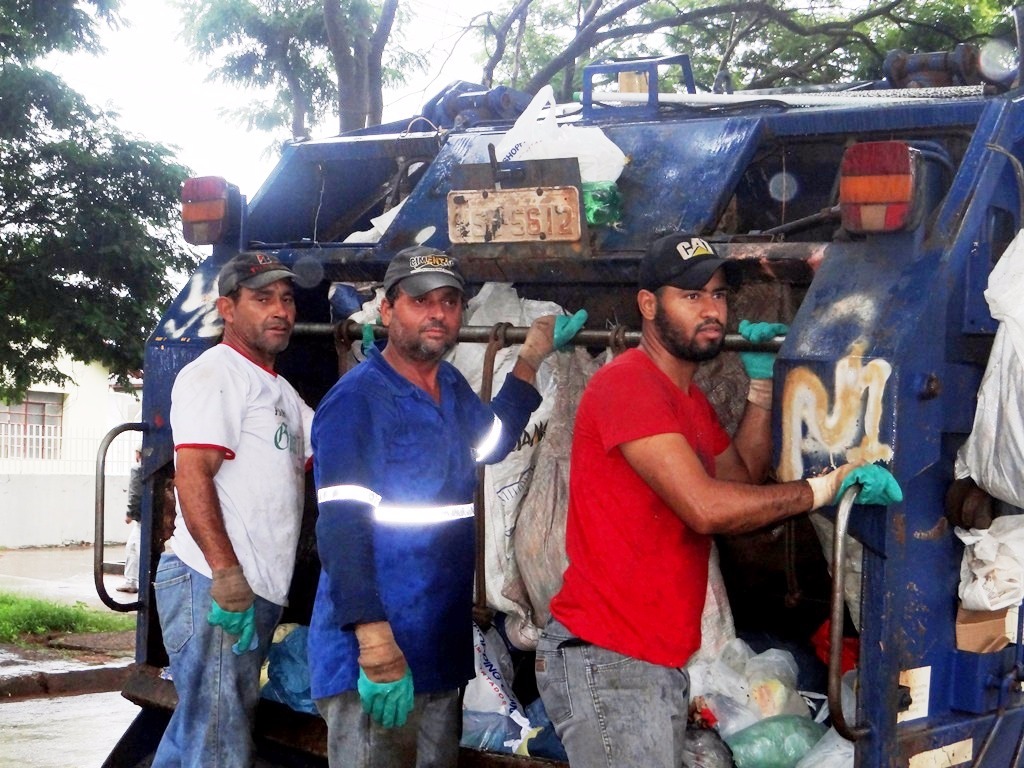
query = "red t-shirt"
xmin=550 ymin=348 xmax=731 ymax=667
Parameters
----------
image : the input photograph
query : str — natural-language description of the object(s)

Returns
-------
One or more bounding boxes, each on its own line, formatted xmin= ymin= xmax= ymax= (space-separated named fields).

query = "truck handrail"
xmin=298 ymin=321 xmax=785 ymax=352
xmin=94 ymin=421 xmax=147 ymax=612
xmin=828 ymin=484 xmax=871 ymax=741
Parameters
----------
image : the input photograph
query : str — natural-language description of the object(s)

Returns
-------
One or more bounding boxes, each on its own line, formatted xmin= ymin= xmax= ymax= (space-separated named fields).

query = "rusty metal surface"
xmin=448 ymin=187 xmax=581 ymax=244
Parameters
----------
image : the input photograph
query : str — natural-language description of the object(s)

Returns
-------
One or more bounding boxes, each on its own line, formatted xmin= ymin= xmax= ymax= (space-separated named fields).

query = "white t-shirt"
xmin=168 ymin=343 xmax=314 ymax=605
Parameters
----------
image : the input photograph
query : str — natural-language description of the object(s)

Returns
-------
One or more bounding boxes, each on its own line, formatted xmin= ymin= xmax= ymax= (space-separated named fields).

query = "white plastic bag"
xmin=494 ymin=85 xmax=559 ymax=164
xmin=450 ymin=283 xmax=562 ymax=624
xmin=955 ymin=515 xmax=1024 ymax=610
xmin=956 ymin=228 xmax=1024 ymax=507
xmin=492 ymin=85 xmax=626 ymax=183
xmin=463 ymin=622 xmax=523 ymax=716
xmin=462 ymin=623 xmax=538 ymax=754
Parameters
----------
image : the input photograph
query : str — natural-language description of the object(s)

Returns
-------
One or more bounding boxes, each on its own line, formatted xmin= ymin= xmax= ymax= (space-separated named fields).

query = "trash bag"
xmin=260 ymin=624 xmax=317 ymax=714
xmin=522 ymin=696 xmax=570 ymax=761
xmin=462 ymin=623 xmax=537 ymax=754
xmin=955 ymin=228 xmax=1024 ymax=508
xmin=682 ymin=724 xmax=735 ymax=768
xmin=450 ymin=283 xmax=564 ymax=629
xmin=512 ymin=345 xmax=602 ymax=631
xmin=955 ymin=515 xmax=1024 ymax=610
xmin=795 ymin=670 xmax=857 ymax=768
xmin=725 ymin=715 xmax=826 ymax=768
xmin=493 ymin=85 xmax=627 ymax=184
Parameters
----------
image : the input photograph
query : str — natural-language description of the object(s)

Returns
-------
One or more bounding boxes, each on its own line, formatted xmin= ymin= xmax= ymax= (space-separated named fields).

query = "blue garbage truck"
xmin=95 ymin=24 xmax=1024 ymax=767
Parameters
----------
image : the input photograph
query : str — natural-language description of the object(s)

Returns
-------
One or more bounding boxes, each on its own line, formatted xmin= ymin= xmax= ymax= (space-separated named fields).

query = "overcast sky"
xmin=48 ymin=0 xmax=487 ymax=196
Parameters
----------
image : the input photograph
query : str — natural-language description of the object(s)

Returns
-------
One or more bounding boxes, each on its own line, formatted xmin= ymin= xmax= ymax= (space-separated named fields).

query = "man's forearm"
xmin=175 ymin=463 xmax=238 ymax=570
xmin=731 ymin=399 xmax=773 ymax=483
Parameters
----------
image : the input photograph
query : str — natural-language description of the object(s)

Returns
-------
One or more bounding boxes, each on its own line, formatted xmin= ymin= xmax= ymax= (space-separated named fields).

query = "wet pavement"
xmin=0 ymin=544 xmax=138 ymax=689
xmin=0 ymin=544 xmax=141 ymax=766
xmin=0 ymin=690 xmax=139 ymax=768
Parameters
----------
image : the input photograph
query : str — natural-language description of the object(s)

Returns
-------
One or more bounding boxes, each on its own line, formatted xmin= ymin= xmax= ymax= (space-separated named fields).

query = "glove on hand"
xmin=835 ymin=463 xmax=903 ymax=506
xmin=518 ymin=310 xmax=588 ymax=370
xmin=806 ymin=462 xmax=860 ymax=511
xmin=208 ymin=599 xmax=258 ymax=655
xmin=945 ymin=477 xmax=995 ymax=530
xmin=361 ymin=322 xmax=375 ymax=355
xmin=738 ymin=320 xmax=788 ymax=380
xmin=210 ymin=565 xmax=255 ymax=613
xmin=357 ymin=667 xmax=415 ymax=728
xmin=554 ymin=309 xmax=588 ymax=350
xmin=355 ymin=621 xmax=413 ymax=728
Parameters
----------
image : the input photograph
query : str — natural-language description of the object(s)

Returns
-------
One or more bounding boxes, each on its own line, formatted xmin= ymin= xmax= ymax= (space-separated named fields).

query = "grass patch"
xmin=0 ymin=592 xmax=135 ymax=643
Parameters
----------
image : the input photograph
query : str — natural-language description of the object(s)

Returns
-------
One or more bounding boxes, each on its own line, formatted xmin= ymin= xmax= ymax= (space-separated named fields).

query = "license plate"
xmin=447 ymin=186 xmax=582 ymax=244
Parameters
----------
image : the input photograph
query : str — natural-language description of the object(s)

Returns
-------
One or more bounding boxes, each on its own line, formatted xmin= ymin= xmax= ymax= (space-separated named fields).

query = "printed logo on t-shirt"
xmin=273 ymin=422 xmax=304 ymax=460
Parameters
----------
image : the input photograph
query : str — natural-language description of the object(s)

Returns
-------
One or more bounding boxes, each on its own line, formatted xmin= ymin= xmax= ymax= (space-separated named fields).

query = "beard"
xmin=654 ymin=302 xmax=724 ymax=362
xmin=391 ymin=321 xmax=457 ymax=363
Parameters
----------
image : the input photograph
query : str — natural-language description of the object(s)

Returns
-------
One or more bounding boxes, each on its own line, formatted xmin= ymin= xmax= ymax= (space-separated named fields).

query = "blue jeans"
xmin=315 ymin=687 xmax=460 ymax=768
xmin=152 ymin=554 xmax=283 ymax=768
xmin=535 ymin=618 xmax=690 ymax=768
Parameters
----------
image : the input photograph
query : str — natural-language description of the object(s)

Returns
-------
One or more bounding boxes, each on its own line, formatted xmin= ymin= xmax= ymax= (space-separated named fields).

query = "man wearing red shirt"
xmin=536 ymin=233 xmax=901 ymax=768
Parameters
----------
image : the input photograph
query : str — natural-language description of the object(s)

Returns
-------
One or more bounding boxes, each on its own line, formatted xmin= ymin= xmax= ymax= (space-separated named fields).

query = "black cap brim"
xmin=399 ymin=272 xmax=465 ymax=298
xmin=660 ymin=256 xmax=742 ymax=291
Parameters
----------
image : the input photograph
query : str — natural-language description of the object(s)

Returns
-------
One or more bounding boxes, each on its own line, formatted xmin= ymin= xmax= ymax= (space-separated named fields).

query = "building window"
xmin=0 ymin=391 xmax=64 ymax=458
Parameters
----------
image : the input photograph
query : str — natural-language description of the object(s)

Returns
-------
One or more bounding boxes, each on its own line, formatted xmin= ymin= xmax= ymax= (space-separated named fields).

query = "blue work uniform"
xmin=308 ymin=346 xmax=542 ymax=699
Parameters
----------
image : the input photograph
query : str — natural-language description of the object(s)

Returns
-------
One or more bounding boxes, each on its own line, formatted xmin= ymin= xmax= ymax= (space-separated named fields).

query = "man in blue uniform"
xmin=309 ymin=246 xmax=585 ymax=767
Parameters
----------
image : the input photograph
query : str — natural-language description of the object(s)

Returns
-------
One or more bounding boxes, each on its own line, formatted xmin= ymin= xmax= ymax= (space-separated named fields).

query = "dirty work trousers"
xmin=315 ymin=687 xmax=460 ymax=768
xmin=535 ymin=617 xmax=690 ymax=768
xmin=152 ymin=554 xmax=282 ymax=768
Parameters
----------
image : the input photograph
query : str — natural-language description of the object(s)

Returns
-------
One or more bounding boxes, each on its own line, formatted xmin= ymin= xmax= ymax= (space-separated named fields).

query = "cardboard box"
xmin=955 ymin=604 xmax=1013 ymax=653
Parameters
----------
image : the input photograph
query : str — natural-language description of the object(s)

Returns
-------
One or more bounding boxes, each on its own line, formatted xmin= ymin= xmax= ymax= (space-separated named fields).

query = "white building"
xmin=0 ymin=357 xmax=139 ymax=548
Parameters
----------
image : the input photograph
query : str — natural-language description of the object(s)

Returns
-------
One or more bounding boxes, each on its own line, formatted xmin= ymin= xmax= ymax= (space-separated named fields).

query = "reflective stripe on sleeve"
xmin=474 ymin=415 xmax=504 ymax=463
xmin=374 ymin=502 xmax=475 ymax=525
xmin=317 ymin=484 xmax=382 ymax=507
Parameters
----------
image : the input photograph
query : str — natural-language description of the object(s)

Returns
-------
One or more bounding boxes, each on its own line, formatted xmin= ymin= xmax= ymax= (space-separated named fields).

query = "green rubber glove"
xmin=738 ymin=320 xmax=788 ymax=380
xmin=835 ymin=464 xmax=904 ymax=506
xmin=208 ymin=599 xmax=258 ymax=655
xmin=361 ymin=322 xmax=375 ymax=355
xmin=553 ymin=309 xmax=588 ymax=350
xmin=357 ymin=667 xmax=415 ymax=728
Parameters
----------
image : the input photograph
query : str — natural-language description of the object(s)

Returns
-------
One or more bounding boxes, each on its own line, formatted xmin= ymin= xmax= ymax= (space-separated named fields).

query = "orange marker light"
xmin=182 ymin=176 xmax=232 ymax=245
xmin=839 ymin=142 xmax=920 ymax=234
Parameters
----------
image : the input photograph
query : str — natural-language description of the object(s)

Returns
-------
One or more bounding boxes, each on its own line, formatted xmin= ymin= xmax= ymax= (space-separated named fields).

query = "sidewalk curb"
xmin=0 ymin=661 xmax=133 ymax=701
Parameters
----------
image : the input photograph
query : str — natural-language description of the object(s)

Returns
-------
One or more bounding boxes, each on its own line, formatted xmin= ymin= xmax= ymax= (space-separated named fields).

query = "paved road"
xmin=0 ymin=545 xmax=140 ymax=767
xmin=0 ymin=691 xmax=139 ymax=768
xmin=0 ymin=544 xmax=133 ymax=611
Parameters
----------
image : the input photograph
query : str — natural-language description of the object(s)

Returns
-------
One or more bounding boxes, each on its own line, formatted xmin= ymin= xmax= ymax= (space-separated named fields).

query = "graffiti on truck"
xmin=155 ymin=272 xmax=223 ymax=341
xmin=778 ymin=340 xmax=894 ymax=482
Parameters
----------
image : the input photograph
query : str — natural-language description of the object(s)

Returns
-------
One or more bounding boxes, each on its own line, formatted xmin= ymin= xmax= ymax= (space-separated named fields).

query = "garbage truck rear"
xmin=96 ymin=28 xmax=1024 ymax=767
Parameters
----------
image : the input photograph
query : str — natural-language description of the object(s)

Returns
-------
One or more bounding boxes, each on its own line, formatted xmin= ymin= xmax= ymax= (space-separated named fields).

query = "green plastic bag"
xmin=724 ymin=715 xmax=826 ymax=768
xmin=582 ymin=181 xmax=622 ymax=227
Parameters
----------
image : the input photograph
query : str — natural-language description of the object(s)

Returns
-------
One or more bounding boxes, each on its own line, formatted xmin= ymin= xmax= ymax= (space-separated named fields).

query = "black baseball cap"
xmin=383 ymin=246 xmax=465 ymax=297
xmin=217 ymin=253 xmax=295 ymax=296
xmin=639 ymin=234 xmax=741 ymax=292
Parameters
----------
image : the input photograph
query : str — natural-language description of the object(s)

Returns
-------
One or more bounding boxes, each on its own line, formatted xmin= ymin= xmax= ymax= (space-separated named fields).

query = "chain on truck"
xmin=94 ymin=14 xmax=1024 ymax=767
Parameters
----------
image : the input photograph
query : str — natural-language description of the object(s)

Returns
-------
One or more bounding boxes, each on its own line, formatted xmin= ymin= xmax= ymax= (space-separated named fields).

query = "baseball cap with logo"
xmin=383 ymin=246 xmax=465 ymax=297
xmin=217 ymin=253 xmax=295 ymax=296
xmin=639 ymin=234 xmax=741 ymax=292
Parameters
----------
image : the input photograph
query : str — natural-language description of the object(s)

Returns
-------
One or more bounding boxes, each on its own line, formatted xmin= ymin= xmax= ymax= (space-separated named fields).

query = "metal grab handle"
xmin=827 ymin=484 xmax=871 ymax=741
xmin=300 ymin=320 xmax=784 ymax=352
xmin=94 ymin=422 xmax=147 ymax=612
xmin=473 ymin=323 xmax=514 ymax=629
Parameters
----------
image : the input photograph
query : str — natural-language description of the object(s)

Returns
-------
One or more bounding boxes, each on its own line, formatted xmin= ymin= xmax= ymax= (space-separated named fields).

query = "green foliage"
xmin=0 ymin=0 xmax=119 ymax=62
xmin=476 ymin=0 xmax=1022 ymax=96
xmin=0 ymin=1 xmax=198 ymax=401
xmin=0 ymin=591 xmax=135 ymax=643
xmin=175 ymin=0 xmax=334 ymax=139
